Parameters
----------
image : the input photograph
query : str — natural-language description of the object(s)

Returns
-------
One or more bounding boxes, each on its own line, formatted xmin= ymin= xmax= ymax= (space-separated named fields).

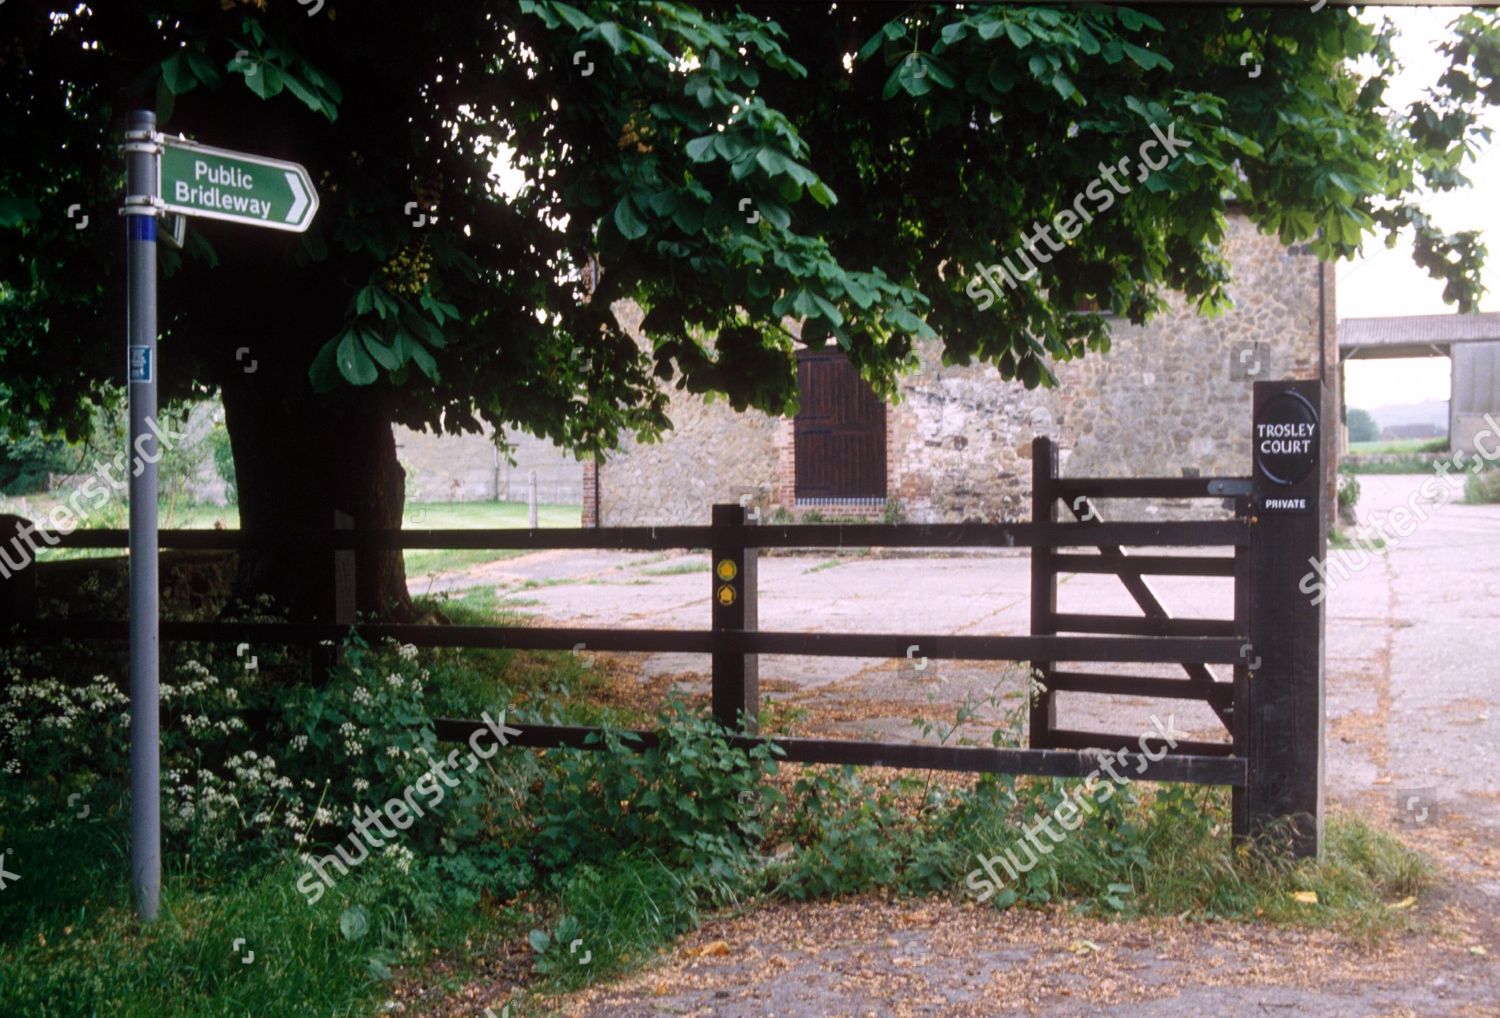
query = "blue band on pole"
xmin=128 ymin=216 xmax=157 ymax=242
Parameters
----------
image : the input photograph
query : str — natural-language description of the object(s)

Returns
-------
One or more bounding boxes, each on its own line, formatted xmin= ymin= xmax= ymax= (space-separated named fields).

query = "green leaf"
xmin=371 ymin=289 xmax=400 ymax=320
xmin=757 ymin=199 xmax=791 ymax=230
xmin=419 ymin=293 xmax=460 ymax=325
xmin=160 ymin=54 xmax=197 ymax=96
xmin=811 ymin=293 xmax=844 ymax=327
xmin=154 ymin=75 xmax=176 ymax=123
xmin=245 ymin=63 xmax=286 ymax=100
xmin=184 ymin=49 xmax=223 ymax=89
xmin=403 ymin=308 xmax=444 ymax=346
xmin=898 ymin=57 xmax=933 ymax=97
xmin=856 ymin=29 xmax=886 ymax=63
xmin=361 ymin=329 xmax=402 ymax=370
xmin=528 ymin=929 xmax=552 ymax=953
xmin=228 ymin=49 xmax=260 ymax=79
xmin=1117 ymin=8 xmax=1165 ymax=32
xmin=975 ymin=17 xmax=1007 ymax=42
xmin=336 ymin=331 xmax=379 ymax=385
xmin=284 ymin=73 xmax=334 ymax=121
xmin=613 ymin=196 xmax=648 ymax=240
xmin=754 ymin=147 xmax=791 ymax=176
xmin=596 ymin=21 xmax=628 ymax=55
xmin=550 ymin=2 xmax=594 ymax=32
xmin=939 ymin=22 xmax=968 ymax=47
xmin=407 ymin=339 xmax=440 ymax=380
xmin=1121 ymin=42 xmax=1170 ymax=71
xmin=308 ymin=339 xmax=341 ymax=392
xmin=684 ymin=135 xmax=717 ymax=162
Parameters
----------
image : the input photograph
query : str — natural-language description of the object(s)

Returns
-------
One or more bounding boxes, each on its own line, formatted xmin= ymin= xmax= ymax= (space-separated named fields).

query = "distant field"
xmin=403 ymin=501 xmax=581 ymax=575
xmin=7 ymin=498 xmax=580 ymax=572
xmin=1348 ymin=438 xmax=1447 ymax=456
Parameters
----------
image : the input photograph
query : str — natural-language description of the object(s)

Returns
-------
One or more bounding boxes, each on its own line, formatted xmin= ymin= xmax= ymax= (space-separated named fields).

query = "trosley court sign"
xmin=1253 ymin=389 xmax=1319 ymax=487
xmin=159 ymin=137 xmax=317 ymax=232
xmin=1253 ymin=387 xmax=1321 ymax=515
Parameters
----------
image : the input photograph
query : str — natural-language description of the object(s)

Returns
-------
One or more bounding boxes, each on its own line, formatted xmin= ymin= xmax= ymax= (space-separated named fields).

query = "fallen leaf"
xmin=1291 ymin=891 xmax=1319 ymax=905
xmin=1387 ymin=896 xmax=1417 ymax=910
xmin=1068 ymin=939 xmax=1102 ymax=954
xmin=1469 ymin=946 xmax=1488 ymax=956
xmin=1373 ymin=776 xmax=1393 ymax=785
xmin=687 ymin=940 xmax=731 ymax=958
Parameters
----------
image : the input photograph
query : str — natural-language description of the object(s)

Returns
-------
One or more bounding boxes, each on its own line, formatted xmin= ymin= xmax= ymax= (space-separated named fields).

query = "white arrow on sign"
xmin=285 ymin=170 xmax=310 ymax=225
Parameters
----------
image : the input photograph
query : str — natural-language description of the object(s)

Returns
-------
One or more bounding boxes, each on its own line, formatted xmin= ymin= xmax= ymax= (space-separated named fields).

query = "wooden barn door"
xmin=794 ymin=349 xmax=886 ymax=500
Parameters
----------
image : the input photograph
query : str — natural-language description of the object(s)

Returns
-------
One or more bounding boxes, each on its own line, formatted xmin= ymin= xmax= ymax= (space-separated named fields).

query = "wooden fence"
xmin=0 ymin=380 xmax=1327 ymax=855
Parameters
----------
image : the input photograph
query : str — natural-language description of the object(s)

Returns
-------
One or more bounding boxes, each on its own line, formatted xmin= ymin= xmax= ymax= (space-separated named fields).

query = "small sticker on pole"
xmin=129 ymin=346 xmax=153 ymax=384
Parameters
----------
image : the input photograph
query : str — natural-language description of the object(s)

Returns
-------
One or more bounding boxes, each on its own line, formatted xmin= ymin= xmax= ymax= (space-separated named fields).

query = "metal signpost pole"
xmin=122 ymin=109 xmax=162 ymax=921
xmin=116 ymin=119 xmax=316 ymax=921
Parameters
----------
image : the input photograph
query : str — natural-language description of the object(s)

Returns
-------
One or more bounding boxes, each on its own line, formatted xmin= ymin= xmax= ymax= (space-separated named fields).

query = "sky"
xmin=1339 ymin=6 xmax=1500 ymax=412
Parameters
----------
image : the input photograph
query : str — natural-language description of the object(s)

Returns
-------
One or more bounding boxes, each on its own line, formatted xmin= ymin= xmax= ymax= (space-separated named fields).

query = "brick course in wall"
xmin=595 ymin=214 xmax=1341 ymax=526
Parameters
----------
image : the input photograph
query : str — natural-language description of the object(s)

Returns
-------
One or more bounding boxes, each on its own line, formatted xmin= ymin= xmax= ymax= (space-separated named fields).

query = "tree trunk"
xmin=220 ymin=378 xmax=415 ymax=624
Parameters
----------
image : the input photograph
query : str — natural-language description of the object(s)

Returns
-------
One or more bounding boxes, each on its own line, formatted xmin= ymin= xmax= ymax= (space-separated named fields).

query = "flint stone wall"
xmin=594 ymin=213 xmax=1339 ymax=525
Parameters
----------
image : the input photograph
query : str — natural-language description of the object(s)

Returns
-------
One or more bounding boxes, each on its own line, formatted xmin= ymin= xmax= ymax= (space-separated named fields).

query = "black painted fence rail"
xmin=36 ymin=518 xmax=1249 ymax=551
xmin=6 ymin=500 xmax=1248 ymax=790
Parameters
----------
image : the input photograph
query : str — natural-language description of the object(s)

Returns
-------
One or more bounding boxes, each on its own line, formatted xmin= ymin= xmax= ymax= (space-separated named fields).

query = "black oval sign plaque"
xmin=1254 ymin=390 xmax=1319 ymax=486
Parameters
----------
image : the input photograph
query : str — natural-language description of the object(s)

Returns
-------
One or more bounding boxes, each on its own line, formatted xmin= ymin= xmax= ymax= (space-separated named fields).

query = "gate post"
xmin=1240 ymin=379 xmax=1326 ymax=857
xmin=1029 ymin=437 xmax=1058 ymax=748
xmin=710 ymin=503 xmax=758 ymax=733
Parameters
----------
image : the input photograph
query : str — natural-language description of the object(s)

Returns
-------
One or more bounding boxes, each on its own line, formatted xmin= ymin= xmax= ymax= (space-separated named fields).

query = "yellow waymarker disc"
xmin=716 ymin=559 xmax=738 ymax=581
xmin=716 ymin=584 xmax=737 ymax=606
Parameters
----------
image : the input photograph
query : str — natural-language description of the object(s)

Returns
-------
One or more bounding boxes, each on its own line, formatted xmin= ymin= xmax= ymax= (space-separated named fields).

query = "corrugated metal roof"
xmin=1339 ymin=312 xmax=1500 ymax=349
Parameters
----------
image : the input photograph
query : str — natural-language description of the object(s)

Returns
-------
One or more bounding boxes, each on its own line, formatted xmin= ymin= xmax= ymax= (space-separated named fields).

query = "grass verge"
xmin=0 ymin=592 xmax=1439 ymax=1016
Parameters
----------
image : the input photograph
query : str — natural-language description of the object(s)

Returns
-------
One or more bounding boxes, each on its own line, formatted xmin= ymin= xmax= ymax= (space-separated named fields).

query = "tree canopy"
xmin=1346 ymin=407 xmax=1382 ymax=443
xmin=3 ymin=2 xmax=1497 ymax=447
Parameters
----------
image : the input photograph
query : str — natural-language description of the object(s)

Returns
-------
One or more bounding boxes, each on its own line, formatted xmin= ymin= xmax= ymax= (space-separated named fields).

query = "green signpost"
xmin=159 ymin=137 xmax=318 ymax=232
xmin=123 ymin=115 xmax=319 ymax=922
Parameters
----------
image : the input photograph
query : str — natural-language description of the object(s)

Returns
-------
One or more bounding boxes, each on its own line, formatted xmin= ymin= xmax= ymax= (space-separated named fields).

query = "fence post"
xmin=314 ymin=510 xmax=357 ymax=680
xmin=1242 ymin=379 xmax=1326 ymax=857
xmin=1231 ymin=497 xmax=1254 ymax=842
xmin=710 ymin=503 xmax=758 ymax=734
xmin=1029 ymin=437 xmax=1058 ymax=748
xmin=528 ymin=470 xmax=539 ymax=529
xmin=333 ymin=510 xmax=356 ymax=627
xmin=0 ymin=516 xmax=38 ymax=627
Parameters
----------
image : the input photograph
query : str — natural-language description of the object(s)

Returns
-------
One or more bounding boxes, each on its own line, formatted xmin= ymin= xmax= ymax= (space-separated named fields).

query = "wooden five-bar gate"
xmin=2 ymin=381 xmax=1326 ymax=855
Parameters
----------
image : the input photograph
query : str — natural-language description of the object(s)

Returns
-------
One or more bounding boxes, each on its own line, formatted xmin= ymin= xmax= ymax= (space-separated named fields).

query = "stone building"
xmin=395 ymin=424 xmax=583 ymax=505
xmin=1338 ymin=311 xmax=1500 ymax=455
xmin=585 ymin=212 xmax=1340 ymax=526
